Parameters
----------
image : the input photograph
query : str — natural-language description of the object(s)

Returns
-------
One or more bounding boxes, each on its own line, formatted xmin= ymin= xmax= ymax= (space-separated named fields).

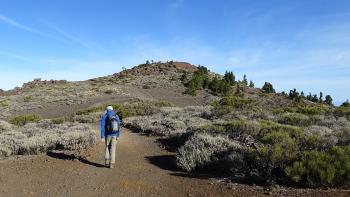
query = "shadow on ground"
xmin=144 ymin=154 xmax=270 ymax=187
xmin=145 ymin=155 xmax=178 ymax=171
xmin=47 ymin=151 xmax=106 ymax=168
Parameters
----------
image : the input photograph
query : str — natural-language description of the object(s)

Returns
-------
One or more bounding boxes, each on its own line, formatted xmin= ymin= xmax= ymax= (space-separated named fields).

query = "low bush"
xmin=123 ymin=106 xmax=211 ymax=136
xmin=274 ymin=105 xmax=328 ymax=116
xmin=211 ymin=120 xmax=261 ymax=137
xmin=334 ymin=107 xmax=350 ymax=119
xmin=23 ymin=96 xmax=33 ymax=102
xmin=123 ymin=104 xmax=350 ymax=188
xmin=297 ymin=105 xmax=327 ymax=115
xmin=104 ymin=89 xmax=114 ymax=94
xmin=261 ymin=130 xmax=299 ymax=167
xmin=176 ymin=133 xmax=242 ymax=171
xmin=0 ymin=120 xmax=12 ymax=132
xmin=212 ymin=96 xmax=256 ymax=116
xmin=73 ymin=112 xmax=102 ymax=123
xmin=9 ymin=114 xmax=41 ymax=126
xmin=0 ymin=120 xmax=97 ymax=159
xmin=303 ymin=125 xmax=338 ymax=150
xmin=258 ymin=120 xmax=303 ymax=140
xmin=76 ymin=100 xmax=174 ymax=120
xmin=278 ymin=113 xmax=311 ymax=126
xmin=286 ymin=146 xmax=350 ymax=187
xmin=51 ymin=117 xmax=66 ymax=124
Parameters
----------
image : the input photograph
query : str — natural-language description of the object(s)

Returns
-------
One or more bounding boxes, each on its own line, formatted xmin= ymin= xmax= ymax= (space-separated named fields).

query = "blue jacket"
xmin=100 ymin=110 xmax=121 ymax=139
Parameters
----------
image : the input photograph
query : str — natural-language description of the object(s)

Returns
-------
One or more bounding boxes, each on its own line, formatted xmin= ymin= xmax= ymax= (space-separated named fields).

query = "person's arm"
xmin=116 ymin=114 xmax=122 ymax=128
xmin=100 ymin=114 xmax=106 ymax=139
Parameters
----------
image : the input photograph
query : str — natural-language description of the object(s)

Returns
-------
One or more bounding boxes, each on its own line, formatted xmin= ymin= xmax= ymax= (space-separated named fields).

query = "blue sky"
xmin=0 ymin=0 xmax=349 ymax=104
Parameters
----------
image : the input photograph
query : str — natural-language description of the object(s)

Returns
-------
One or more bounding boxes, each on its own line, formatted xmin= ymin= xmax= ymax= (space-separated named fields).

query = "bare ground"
xmin=0 ymin=126 xmax=235 ymax=197
xmin=1 ymin=125 xmax=349 ymax=197
xmin=1 ymin=88 xmax=350 ymax=196
xmin=10 ymin=86 xmax=214 ymax=120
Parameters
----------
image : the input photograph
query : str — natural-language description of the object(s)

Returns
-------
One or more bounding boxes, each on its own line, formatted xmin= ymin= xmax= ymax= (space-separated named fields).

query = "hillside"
xmin=0 ymin=61 xmax=350 ymax=196
xmin=0 ymin=61 xmax=217 ymax=120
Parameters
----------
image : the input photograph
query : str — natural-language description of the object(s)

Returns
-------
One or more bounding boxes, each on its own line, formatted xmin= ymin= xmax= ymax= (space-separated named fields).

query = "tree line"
xmin=183 ymin=65 xmax=345 ymax=106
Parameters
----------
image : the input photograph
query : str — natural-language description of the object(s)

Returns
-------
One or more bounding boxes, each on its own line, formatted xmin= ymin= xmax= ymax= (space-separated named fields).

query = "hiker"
xmin=100 ymin=106 xmax=121 ymax=169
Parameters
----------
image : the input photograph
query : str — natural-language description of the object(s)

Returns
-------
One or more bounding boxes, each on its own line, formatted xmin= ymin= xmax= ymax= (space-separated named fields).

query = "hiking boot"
xmin=110 ymin=163 xmax=114 ymax=169
xmin=105 ymin=159 xmax=110 ymax=167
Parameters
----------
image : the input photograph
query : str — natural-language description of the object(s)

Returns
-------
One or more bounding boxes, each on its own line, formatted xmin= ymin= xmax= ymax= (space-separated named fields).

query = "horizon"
xmin=0 ymin=0 xmax=349 ymax=104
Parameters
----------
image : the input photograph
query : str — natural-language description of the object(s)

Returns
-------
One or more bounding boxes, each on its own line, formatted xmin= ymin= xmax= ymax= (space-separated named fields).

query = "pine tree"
xmin=249 ymin=80 xmax=254 ymax=88
xmin=319 ymin=92 xmax=323 ymax=103
xmin=209 ymin=77 xmax=220 ymax=94
xmin=325 ymin=95 xmax=333 ymax=105
xmin=341 ymin=100 xmax=350 ymax=107
xmin=289 ymin=89 xmax=300 ymax=100
xmin=221 ymin=81 xmax=232 ymax=96
xmin=311 ymin=94 xmax=319 ymax=102
xmin=224 ymin=71 xmax=235 ymax=86
xmin=262 ymin=82 xmax=275 ymax=93
xmin=306 ymin=93 xmax=312 ymax=101
xmin=242 ymin=74 xmax=248 ymax=86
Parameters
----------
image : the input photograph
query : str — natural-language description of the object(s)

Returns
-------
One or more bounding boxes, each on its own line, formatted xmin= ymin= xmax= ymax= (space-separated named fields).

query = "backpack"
xmin=104 ymin=111 xmax=120 ymax=132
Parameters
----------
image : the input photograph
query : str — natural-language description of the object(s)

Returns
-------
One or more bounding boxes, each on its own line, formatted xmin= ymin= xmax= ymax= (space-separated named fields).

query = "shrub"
xmin=9 ymin=114 xmax=41 ymax=126
xmin=303 ymin=125 xmax=338 ymax=150
xmin=297 ymin=105 xmax=327 ymax=115
xmin=176 ymin=133 xmax=241 ymax=171
xmin=73 ymin=112 xmax=102 ymax=123
xmin=76 ymin=100 xmax=173 ymax=120
xmin=213 ymin=120 xmax=261 ymax=137
xmin=334 ymin=107 xmax=350 ymax=119
xmin=212 ymin=96 xmax=256 ymax=116
xmin=274 ymin=105 xmax=327 ymax=116
xmin=104 ymin=89 xmax=114 ymax=94
xmin=286 ymin=146 xmax=350 ymax=187
xmin=51 ymin=117 xmax=65 ymax=124
xmin=0 ymin=120 xmax=12 ymax=132
xmin=258 ymin=120 xmax=303 ymax=140
xmin=261 ymin=130 xmax=299 ymax=166
xmin=278 ymin=113 xmax=311 ymax=126
xmin=0 ymin=120 xmax=97 ymax=159
xmin=123 ymin=106 xmax=211 ymax=136
xmin=23 ymin=96 xmax=33 ymax=102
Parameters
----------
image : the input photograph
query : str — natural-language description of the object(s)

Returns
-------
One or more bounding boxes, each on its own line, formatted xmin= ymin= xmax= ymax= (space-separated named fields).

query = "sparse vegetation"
xmin=0 ymin=61 xmax=348 ymax=190
xmin=9 ymin=114 xmax=41 ymax=126
xmin=0 ymin=120 xmax=97 ymax=159
xmin=124 ymin=98 xmax=350 ymax=188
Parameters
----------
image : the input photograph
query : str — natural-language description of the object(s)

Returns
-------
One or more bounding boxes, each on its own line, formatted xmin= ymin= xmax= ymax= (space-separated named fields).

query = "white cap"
xmin=106 ymin=106 xmax=113 ymax=111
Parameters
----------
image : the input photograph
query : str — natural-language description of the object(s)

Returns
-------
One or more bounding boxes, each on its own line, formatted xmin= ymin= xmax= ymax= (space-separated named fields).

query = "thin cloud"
xmin=0 ymin=51 xmax=33 ymax=62
xmin=0 ymin=14 xmax=66 ymax=42
xmin=41 ymin=20 xmax=108 ymax=52
xmin=42 ymin=21 xmax=93 ymax=50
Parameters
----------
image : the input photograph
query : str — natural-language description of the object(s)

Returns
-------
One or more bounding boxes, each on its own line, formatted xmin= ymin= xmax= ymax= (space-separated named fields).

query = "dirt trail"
xmin=1 ymin=126 xmax=349 ymax=197
xmin=0 ymin=126 xmax=239 ymax=197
